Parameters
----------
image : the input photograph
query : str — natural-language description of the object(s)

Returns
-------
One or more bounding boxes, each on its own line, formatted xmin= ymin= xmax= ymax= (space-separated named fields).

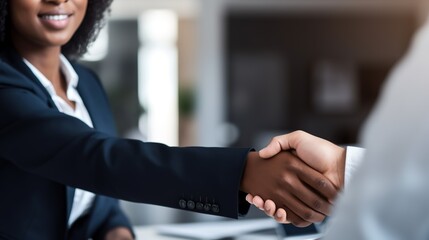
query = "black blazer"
xmin=0 ymin=50 xmax=250 ymax=240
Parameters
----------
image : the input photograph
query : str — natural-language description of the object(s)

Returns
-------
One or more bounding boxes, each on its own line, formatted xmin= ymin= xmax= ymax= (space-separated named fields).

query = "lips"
xmin=38 ymin=13 xmax=73 ymax=30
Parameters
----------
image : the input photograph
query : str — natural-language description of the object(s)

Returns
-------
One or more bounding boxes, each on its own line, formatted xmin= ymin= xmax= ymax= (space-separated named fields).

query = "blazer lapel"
xmin=73 ymin=65 xmax=117 ymax=134
xmin=2 ymin=49 xmax=79 ymax=226
xmin=1 ymin=48 xmax=55 ymax=108
xmin=75 ymin=72 xmax=103 ymax=130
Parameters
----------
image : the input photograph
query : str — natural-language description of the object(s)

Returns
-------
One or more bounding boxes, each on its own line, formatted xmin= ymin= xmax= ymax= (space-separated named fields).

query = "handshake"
xmin=241 ymin=130 xmax=347 ymax=227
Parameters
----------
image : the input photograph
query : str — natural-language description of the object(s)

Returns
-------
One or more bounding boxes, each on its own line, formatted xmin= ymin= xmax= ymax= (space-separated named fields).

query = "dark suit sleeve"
xmin=0 ymin=85 xmax=251 ymax=218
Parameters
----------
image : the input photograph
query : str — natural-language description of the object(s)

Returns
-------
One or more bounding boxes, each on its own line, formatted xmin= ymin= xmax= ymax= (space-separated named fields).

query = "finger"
xmin=291 ymin=177 xmax=332 ymax=216
xmin=297 ymin=162 xmax=338 ymax=203
xmin=252 ymin=195 xmax=265 ymax=210
xmin=246 ymin=194 xmax=254 ymax=204
xmin=274 ymin=208 xmax=287 ymax=223
xmin=278 ymin=153 xmax=335 ymax=216
xmin=286 ymin=158 xmax=335 ymax=215
xmin=260 ymin=131 xmax=308 ymax=159
xmin=280 ymin=206 xmax=312 ymax=227
xmin=286 ymin=152 xmax=338 ymax=204
xmin=264 ymin=199 xmax=276 ymax=217
xmin=277 ymin=190 xmax=326 ymax=223
xmin=259 ymin=135 xmax=289 ymax=159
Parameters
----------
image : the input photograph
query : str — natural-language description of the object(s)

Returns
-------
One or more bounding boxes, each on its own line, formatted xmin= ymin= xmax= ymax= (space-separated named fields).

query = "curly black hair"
xmin=0 ymin=0 xmax=113 ymax=58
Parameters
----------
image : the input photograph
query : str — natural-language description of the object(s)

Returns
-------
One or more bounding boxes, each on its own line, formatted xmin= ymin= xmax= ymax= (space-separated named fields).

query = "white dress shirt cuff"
xmin=344 ymin=146 xmax=366 ymax=188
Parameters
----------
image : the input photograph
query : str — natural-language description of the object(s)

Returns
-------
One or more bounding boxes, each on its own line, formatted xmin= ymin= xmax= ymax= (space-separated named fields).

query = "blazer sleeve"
xmin=0 ymin=85 xmax=250 ymax=219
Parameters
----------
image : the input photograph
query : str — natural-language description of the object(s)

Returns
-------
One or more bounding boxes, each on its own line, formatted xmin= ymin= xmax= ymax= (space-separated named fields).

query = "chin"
xmin=47 ymin=37 xmax=73 ymax=48
xmin=44 ymin=32 xmax=74 ymax=45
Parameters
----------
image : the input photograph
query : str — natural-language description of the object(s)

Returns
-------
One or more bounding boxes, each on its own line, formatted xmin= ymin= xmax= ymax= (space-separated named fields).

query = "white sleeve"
xmin=344 ymin=146 xmax=365 ymax=188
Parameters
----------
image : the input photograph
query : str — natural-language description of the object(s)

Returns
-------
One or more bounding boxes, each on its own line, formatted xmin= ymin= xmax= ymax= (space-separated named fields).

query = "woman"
xmin=0 ymin=0 xmax=338 ymax=239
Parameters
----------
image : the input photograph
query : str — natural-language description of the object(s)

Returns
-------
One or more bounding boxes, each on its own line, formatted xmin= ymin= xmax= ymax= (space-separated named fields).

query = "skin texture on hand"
xmin=241 ymin=151 xmax=338 ymax=227
xmin=105 ymin=227 xmax=134 ymax=240
xmin=247 ymin=130 xmax=346 ymax=224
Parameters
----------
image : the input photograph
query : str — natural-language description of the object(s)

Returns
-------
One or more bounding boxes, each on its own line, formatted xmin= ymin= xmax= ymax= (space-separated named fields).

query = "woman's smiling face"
xmin=10 ymin=0 xmax=88 ymax=51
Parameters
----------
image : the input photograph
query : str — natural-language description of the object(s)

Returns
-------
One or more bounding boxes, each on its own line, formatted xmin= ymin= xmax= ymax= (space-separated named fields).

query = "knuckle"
xmin=302 ymin=210 xmax=314 ymax=222
xmin=294 ymin=130 xmax=305 ymax=138
xmin=317 ymin=179 xmax=328 ymax=188
xmin=294 ymin=130 xmax=304 ymax=135
xmin=281 ymin=174 xmax=297 ymax=186
xmin=312 ymin=199 xmax=322 ymax=210
xmin=316 ymin=179 xmax=328 ymax=189
xmin=285 ymin=158 xmax=300 ymax=170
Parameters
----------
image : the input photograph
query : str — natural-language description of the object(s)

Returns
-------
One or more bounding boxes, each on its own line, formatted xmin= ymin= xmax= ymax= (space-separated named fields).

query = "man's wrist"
xmin=337 ymin=147 xmax=347 ymax=188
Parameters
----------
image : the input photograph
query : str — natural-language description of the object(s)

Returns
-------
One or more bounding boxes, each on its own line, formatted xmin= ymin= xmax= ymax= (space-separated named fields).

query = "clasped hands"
xmin=241 ymin=131 xmax=346 ymax=227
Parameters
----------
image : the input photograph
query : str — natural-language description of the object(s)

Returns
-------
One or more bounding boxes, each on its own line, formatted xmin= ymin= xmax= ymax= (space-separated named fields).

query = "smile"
xmin=40 ymin=14 xmax=70 ymax=21
xmin=38 ymin=13 xmax=73 ymax=30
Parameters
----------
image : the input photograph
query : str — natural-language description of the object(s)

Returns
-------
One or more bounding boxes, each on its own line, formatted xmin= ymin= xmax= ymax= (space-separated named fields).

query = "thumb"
xmin=259 ymin=138 xmax=283 ymax=159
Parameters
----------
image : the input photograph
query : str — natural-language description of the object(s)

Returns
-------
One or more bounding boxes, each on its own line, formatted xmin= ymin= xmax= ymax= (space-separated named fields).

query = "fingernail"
xmin=276 ymin=212 xmax=283 ymax=218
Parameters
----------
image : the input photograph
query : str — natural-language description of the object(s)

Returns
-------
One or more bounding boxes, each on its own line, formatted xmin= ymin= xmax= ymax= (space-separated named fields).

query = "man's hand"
xmin=241 ymin=151 xmax=338 ymax=227
xmin=105 ymin=227 xmax=134 ymax=240
xmin=247 ymin=130 xmax=347 ymax=224
xmin=261 ymin=130 xmax=346 ymax=189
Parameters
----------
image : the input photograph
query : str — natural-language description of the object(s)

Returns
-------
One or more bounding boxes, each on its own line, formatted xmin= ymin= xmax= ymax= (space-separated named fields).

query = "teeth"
xmin=41 ymin=15 xmax=68 ymax=21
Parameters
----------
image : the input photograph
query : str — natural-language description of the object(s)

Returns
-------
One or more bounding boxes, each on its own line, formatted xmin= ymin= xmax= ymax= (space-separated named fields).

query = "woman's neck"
xmin=18 ymin=47 xmax=62 ymax=81
xmin=15 ymin=45 xmax=76 ymax=110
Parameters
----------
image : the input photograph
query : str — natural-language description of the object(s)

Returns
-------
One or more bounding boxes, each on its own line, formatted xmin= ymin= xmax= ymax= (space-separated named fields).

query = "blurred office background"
xmin=80 ymin=0 xmax=428 ymax=226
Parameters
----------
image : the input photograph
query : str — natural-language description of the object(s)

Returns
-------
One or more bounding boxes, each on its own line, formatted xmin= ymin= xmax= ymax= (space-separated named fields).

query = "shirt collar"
xmin=60 ymin=54 xmax=79 ymax=88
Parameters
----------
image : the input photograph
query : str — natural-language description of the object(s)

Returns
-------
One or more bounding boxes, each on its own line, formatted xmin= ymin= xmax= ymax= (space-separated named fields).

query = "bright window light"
xmin=138 ymin=10 xmax=179 ymax=146
xmin=82 ymin=24 xmax=109 ymax=62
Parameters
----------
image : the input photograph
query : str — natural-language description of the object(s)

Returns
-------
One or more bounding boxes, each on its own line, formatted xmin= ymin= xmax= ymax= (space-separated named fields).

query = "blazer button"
xmin=203 ymin=203 xmax=211 ymax=212
xmin=179 ymin=199 xmax=187 ymax=209
xmin=187 ymin=200 xmax=196 ymax=210
xmin=212 ymin=204 xmax=220 ymax=213
xmin=196 ymin=202 xmax=204 ymax=211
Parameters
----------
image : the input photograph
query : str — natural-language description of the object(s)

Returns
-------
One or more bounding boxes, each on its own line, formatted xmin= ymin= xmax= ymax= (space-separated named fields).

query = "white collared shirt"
xmin=344 ymin=146 xmax=365 ymax=187
xmin=23 ymin=55 xmax=96 ymax=227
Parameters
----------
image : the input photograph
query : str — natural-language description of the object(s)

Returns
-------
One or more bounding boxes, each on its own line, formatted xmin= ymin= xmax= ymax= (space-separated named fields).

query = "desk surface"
xmin=134 ymin=226 xmax=278 ymax=240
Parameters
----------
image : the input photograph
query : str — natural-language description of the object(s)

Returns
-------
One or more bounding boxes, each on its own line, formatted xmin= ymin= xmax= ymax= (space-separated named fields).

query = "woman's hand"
xmin=105 ymin=227 xmax=134 ymax=240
